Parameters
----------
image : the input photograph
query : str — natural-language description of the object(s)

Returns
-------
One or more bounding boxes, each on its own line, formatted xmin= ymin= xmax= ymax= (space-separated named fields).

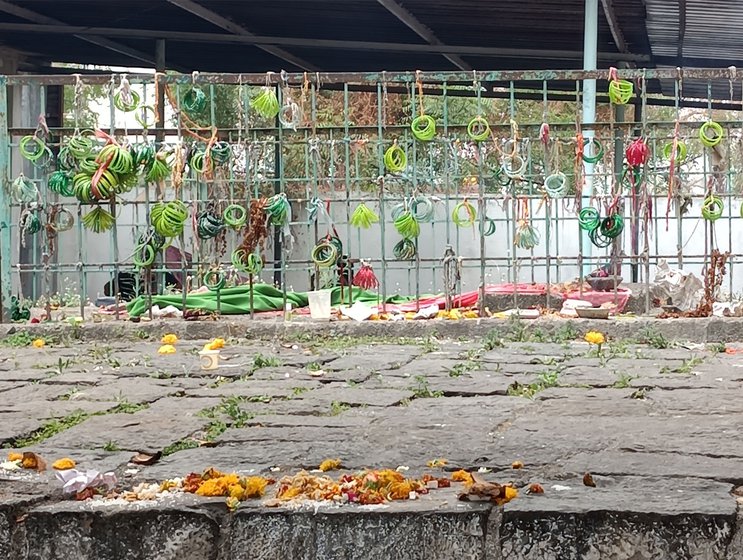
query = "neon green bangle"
xmin=467 ymin=116 xmax=491 ymax=141
xmin=411 ymin=115 xmax=436 ymax=141
xmin=384 ymin=144 xmax=407 ymax=173
xmin=224 ymin=204 xmax=247 ymax=228
xmin=700 ymin=121 xmax=723 ymax=148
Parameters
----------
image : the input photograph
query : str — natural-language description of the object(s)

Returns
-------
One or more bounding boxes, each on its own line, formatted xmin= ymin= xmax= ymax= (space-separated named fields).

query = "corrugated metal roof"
xmin=0 ymin=0 xmax=638 ymax=73
xmin=645 ymin=0 xmax=743 ymax=100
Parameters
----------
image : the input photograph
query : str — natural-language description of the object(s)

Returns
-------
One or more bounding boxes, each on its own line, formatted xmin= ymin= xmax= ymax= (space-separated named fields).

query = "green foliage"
xmin=410 ymin=375 xmax=443 ymax=398
xmin=0 ymin=332 xmax=33 ymax=347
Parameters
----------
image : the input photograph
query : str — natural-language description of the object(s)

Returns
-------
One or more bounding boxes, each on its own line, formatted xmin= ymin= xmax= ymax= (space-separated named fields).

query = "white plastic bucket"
xmin=307 ymin=290 xmax=332 ymax=320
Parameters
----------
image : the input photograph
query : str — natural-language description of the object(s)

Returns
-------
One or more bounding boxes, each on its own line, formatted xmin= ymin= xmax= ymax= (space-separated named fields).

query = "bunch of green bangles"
xmin=578 ymin=207 xmax=624 ymax=248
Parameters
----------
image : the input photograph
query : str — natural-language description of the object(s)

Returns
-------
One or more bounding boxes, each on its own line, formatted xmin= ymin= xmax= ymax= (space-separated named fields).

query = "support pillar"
xmin=581 ymin=0 xmax=598 ymax=276
xmin=0 ymin=76 xmax=10 ymax=321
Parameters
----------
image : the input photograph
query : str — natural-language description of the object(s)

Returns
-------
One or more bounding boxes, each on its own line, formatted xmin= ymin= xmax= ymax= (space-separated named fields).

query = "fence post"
xmin=0 ymin=76 xmax=10 ymax=322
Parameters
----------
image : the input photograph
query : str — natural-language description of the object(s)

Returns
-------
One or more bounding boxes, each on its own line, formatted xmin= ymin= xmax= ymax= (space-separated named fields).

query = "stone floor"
xmin=1 ymin=323 xmax=743 ymax=559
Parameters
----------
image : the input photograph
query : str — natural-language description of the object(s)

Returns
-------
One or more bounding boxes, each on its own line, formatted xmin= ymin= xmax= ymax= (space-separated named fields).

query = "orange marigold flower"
xmin=511 ymin=460 xmax=524 ymax=469
xmin=32 ymin=338 xmax=46 ymax=348
xmin=7 ymin=452 xmax=22 ymax=462
xmin=319 ymin=458 xmax=342 ymax=472
xmin=52 ymin=458 xmax=76 ymax=470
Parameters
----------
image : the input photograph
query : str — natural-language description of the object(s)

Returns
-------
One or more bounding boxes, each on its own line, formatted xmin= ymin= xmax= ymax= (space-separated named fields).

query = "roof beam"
xmin=376 ymin=0 xmax=471 ymax=70
xmin=0 ymin=0 xmax=157 ymax=67
xmin=0 ymin=23 xmax=651 ymax=63
xmin=599 ymin=0 xmax=629 ymax=54
xmin=677 ymin=0 xmax=687 ymax=62
xmin=165 ymin=0 xmax=318 ymax=71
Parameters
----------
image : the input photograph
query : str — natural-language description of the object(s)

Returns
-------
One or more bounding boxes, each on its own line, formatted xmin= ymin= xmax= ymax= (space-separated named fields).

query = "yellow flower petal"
xmin=7 ymin=452 xmax=22 ymax=462
xmin=32 ymin=339 xmax=45 ymax=348
xmin=161 ymin=334 xmax=178 ymax=345
xmin=158 ymin=344 xmax=177 ymax=355
xmin=52 ymin=458 xmax=76 ymax=470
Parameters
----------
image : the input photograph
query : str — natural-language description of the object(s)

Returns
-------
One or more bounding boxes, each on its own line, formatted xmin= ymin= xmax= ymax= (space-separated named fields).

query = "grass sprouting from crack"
xmin=410 ymin=375 xmax=443 ymax=398
xmin=4 ymin=399 xmax=149 ymax=448
xmin=507 ymin=368 xmax=562 ymax=399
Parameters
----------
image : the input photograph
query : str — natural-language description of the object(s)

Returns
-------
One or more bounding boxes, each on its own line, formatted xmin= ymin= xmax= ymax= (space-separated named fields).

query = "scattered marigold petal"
xmin=158 ymin=344 xmax=177 ymax=355
xmin=583 ymin=472 xmax=596 ymax=487
xmin=52 ymin=458 xmax=76 ymax=470
xmin=7 ymin=452 xmax=22 ymax=462
xmin=319 ymin=458 xmax=342 ymax=472
xmin=451 ymin=470 xmax=474 ymax=485
xmin=494 ymin=485 xmax=518 ymax=505
xmin=528 ymin=483 xmax=544 ymax=494
xmin=32 ymin=338 xmax=46 ymax=348
xmin=511 ymin=460 xmax=524 ymax=470
xmin=161 ymin=334 xmax=178 ymax=345
xmin=427 ymin=458 xmax=448 ymax=468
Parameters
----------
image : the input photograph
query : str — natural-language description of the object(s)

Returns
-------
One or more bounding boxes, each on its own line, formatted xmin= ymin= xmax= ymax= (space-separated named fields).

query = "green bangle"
xmin=700 ymin=121 xmax=724 ymax=148
xmin=223 ymin=204 xmax=247 ymax=228
xmin=135 ymin=105 xmax=157 ymax=128
xmin=67 ymin=133 xmax=94 ymax=159
xmin=467 ymin=116 xmax=491 ymax=141
xmin=582 ymin=138 xmax=604 ymax=164
xmin=204 ymin=269 xmax=226 ymax=290
xmin=411 ymin=115 xmax=436 ymax=141
xmin=608 ymin=79 xmax=633 ymax=105
xmin=311 ymin=239 xmax=339 ymax=267
xmin=482 ymin=218 xmax=496 ymax=237
xmin=183 ymin=87 xmax=207 ymax=113
xmin=579 ymin=207 xmax=600 ymax=231
xmin=702 ymin=195 xmax=724 ymax=221
xmin=452 ymin=201 xmax=477 ymax=227
xmin=19 ymin=135 xmax=47 ymax=161
xmin=663 ymin=141 xmax=687 ymax=162
xmin=384 ymin=144 xmax=407 ymax=173
xmin=113 ymin=89 xmax=140 ymax=112
xmin=133 ymin=243 xmax=156 ymax=268
xmin=544 ymin=172 xmax=568 ymax=198
xmin=393 ymin=238 xmax=416 ymax=260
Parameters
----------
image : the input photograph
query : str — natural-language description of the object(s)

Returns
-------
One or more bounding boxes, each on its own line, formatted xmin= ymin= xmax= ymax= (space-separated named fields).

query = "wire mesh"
xmin=1 ymin=68 xmax=742 ymax=321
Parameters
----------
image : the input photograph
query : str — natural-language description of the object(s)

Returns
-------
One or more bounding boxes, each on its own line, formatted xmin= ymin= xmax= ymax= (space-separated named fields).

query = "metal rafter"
xmin=0 ymin=23 xmax=650 ymax=63
xmin=376 ymin=0 xmax=471 ymax=70
xmin=165 ymin=0 xmax=318 ymax=71
xmin=599 ymin=0 xmax=629 ymax=54
xmin=0 ymin=0 xmax=157 ymax=67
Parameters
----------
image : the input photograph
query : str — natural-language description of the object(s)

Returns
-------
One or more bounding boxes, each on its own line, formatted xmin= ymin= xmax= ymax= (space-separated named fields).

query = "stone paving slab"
xmin=1 ymin=323 xmax=743 ymax=558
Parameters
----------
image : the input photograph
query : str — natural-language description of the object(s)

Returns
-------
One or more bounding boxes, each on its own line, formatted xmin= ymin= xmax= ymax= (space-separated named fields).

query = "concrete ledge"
xmin=4 ymin=315 xmax=743 ymax=343
xmin=2 ymin=485 xmax=740 ymax=559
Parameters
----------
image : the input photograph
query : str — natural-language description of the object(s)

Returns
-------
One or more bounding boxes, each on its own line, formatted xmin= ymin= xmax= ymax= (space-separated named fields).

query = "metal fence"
xmin=1 ymin=68 xmax=743 ymax=321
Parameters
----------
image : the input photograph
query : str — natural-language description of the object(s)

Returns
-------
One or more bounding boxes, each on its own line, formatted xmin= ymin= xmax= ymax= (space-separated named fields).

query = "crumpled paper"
xmin=340 ymin=301 xmax=375 ymax=322
xmin=650 ymin=259 xmax=704 ymax=311
xmin=55 ymin=469 xmax=117 ymax=494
